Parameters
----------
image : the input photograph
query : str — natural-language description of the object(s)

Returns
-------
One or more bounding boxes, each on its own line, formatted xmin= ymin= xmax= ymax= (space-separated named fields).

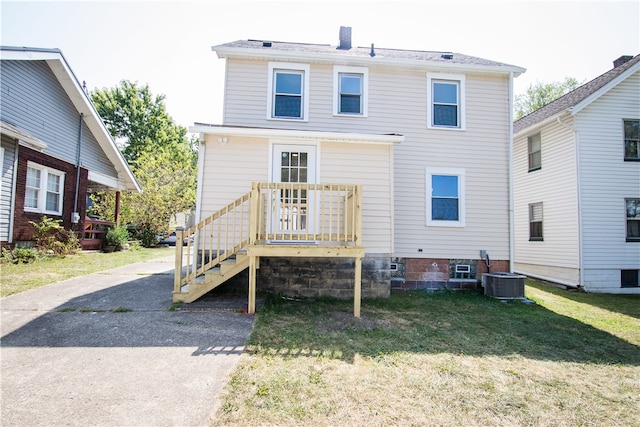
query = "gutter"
xmin=508 ymin=72 xmax=515 ymax=273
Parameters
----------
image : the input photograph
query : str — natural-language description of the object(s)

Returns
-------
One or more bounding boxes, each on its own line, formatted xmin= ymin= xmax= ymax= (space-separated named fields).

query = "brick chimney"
xmin=613 ymin=55 xmax=633 ymax=68
xmin=338 ymin=26 xmax=352 ymax=50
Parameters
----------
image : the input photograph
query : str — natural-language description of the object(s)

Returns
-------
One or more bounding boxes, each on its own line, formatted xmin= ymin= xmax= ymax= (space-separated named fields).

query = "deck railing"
xmin=174 ymin=182 xmax=362 ymax=294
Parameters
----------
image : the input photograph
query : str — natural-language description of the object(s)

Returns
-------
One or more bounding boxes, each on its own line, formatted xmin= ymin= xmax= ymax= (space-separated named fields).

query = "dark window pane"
xmin=275 ymin=95 xmax=302 ymax=118
xmin=628 ymin=220 xmax=640 ymax=238
xmin=290 ymin=152 xmax=299 ymax=167
xmin=621 ymin=270 xmax=639 ymax=287
xmin=281 ymin=168 xmax=289 ymax=182
xmin=433 ymin=105 xmax=458 ymax=126
xmin=299 ymin=152 xmax=307 ymax=167
xmin=432 ymin=198 xmax=459 ymax=221
xmin=340 ymin=95 xmax=361 ymax=113
xmin=299 ymin=168 xmax=307 ymax=183
xmin=625 ymin=140 xmax=639 ymax=159
xmin=624 ymin=120 xmax=639 ymax=139
xmin=281 ymin=152 xmax=289 ymax=166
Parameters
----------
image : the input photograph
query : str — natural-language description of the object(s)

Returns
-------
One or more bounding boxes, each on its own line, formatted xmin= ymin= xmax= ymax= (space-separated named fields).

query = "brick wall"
xmin=13 ymin=146 xmax=87 ymax=243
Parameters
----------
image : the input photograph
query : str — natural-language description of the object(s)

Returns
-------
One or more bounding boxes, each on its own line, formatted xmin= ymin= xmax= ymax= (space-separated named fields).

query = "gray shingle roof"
xmin=213 ymin=39 xmax=523 ymax=71
xmin=514 ymin=54 xmax=640 ymax=134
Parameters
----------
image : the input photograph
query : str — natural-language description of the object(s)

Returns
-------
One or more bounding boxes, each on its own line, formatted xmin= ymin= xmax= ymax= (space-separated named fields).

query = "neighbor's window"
xmin=267 ymin=62 xmax=310 ymax=120
xmin=529 ymin=202 xmax=543 ymax=241
xmin=621 ymin=270 xmax=639 ymax=287
xmin=626 ymin=198 xmax=640 ymax=242
xmin=624 ymin=119 xmax=639 ymax=161
xmin=427 ymin=73 xmax=465 ymax=129
xmin=24 ymin=162 xmax=65 ymax=215
xmin=528 ymin=133 xmax=542 ymax=171
xmin=426 ymin=168 xmax=465 ymax=227
xmin=333 ymin=66 xmax=368 ymax=116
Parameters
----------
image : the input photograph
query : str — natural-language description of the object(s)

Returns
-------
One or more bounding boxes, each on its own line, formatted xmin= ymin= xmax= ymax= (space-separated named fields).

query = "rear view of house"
xmin=513 ymin=54 xmax=640 ymax=293
xmin=0 ymin=47 xmax=139 ymax=249
xmin=175 ymin=27 xmax=525 ymax=312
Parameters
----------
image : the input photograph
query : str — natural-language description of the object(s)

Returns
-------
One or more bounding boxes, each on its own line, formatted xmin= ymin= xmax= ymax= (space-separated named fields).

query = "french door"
xmin=271 ymin=144 xmax=316 ymax=235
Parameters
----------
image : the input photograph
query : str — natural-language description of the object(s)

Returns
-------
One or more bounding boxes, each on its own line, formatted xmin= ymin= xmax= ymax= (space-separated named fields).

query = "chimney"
xmin=613 ymin=55 xmax=633 ymax=68
xmin=338 ymin=26 xmax=352 ymax=50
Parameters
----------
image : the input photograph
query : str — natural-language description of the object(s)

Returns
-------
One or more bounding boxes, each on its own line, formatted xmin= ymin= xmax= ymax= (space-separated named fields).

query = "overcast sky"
xmin=2 ymin=0 xmax=639 ymax=129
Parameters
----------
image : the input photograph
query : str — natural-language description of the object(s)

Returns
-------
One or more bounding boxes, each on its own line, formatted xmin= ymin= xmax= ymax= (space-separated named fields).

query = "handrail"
xmin=174 ymin=182 xmax=362 ymax=294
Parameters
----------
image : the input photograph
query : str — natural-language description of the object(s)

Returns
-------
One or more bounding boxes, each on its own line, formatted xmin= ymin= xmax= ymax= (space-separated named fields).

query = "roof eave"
xmin=212 ymin=46 xmax=526 ymax=76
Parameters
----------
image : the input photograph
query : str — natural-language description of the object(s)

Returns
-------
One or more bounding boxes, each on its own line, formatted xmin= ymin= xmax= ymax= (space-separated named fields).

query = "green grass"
xmin=213 ymin=281 xmax=640 ymax=426
xmin=1 ymin=247 xmax=172 ymax=297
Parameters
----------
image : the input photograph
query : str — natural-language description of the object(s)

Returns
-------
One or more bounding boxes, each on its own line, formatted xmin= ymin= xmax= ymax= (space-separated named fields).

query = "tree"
xmin=515 ymin=77 xmax=581 ymax=120
xmin=91 ymin=80 xmax=188 ymax=164
xmin=89 ymin=81 xmax=198 ymax=243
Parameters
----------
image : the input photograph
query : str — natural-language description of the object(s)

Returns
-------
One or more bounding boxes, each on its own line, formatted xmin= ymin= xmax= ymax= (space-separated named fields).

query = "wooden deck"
xmin=173 ymin=182 xmax=364 ymax=316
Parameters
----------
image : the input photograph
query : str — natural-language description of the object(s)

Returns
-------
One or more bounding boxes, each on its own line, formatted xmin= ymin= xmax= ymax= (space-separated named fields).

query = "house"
xmin=174 ymin=27 xmax=525 ymax=314
xmin=0 ymin=47 xmax=140 ymax=249
xmin=513 ymin=54 xmax=640 ymax=293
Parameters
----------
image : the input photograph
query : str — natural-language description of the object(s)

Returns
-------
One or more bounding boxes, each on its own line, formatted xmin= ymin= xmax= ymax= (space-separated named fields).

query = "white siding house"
xmin=513 ymin=54 xmax=640 ymax=293
xmin=183 ymin=27 xmax=524 ymax=302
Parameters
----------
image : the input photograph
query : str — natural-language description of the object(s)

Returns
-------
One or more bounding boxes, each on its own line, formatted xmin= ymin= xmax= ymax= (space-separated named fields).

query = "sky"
xmin=1 ymin=0 xmax=639 ymax=129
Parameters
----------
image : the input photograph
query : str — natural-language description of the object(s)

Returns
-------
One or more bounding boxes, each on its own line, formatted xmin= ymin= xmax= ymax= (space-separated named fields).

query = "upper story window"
xmin=529 ymin=202 xmax=543 ymax=241
xmin=333 ymin=66 xmax=368 ymax=116
xmin=426 ymin=167 xmax=465 ymax=227
xmin=267 ymin=62 xmax=310 ymax=121
xmin=626 ymin=198 xmax=640 ymax=242
xmin=25 ymin=161 xmax=65 ymax=216
xmin=528 ymin=133 xmax=542 ymax=171
xmin=427 ymin=73 xmax=466 ymax=130
xmin=624 ymin=119 xmax=639 ymax=161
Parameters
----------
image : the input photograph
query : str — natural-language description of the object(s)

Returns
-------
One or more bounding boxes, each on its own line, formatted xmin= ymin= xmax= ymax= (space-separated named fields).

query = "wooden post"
xmin=248 ymin=255 xmax=257 ymax=314
xmin=354 ymin=255 xmax=362 ymax=318
xmin=174 ymin=227 xmax=185 ymax=295
xmin=114 ymin=191 xmax=121 ymax=226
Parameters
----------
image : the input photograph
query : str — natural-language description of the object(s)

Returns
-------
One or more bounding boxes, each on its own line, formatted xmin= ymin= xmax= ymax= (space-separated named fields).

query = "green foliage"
xmin=104 ymin=225 xmax=129 ymax=250
xmin=1 ymin=247 xmax=39 ymax=264
xmin=29 ymin=216 xmax=80 ymax=256
xmin=89 ymin=81 xmax=197 ymax=236
xmin=130 ymin=223 xmax=160 ymax=248
xmin=515 ymin=77 xmax=581 ymax=120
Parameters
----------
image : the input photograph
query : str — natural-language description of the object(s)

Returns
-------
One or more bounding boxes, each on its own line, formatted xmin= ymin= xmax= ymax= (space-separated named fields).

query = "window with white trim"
xmin=529 ymin=202 xmax=543 ymax=241
xmin=426 ymin=168 xmax=465 ymax=227
xmin=427 ymin=73 xmax=465 ymax=129
xmin=267 ymin=62 xmax=310 ymax=121
xmin=333 ymin=65 xmax=368 ymax=116
xmin=624 ymin=119 xmax=639 ymax=161
xmin=528 ymin=133 xmax=542 ymax=171
xmin=24 ymin=162 xmax=65 ymax=215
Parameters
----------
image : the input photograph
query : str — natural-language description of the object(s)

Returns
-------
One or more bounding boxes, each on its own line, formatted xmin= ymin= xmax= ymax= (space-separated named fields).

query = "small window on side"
xmin=621 ymin=270 xmax=639 ymax=287
xmin=626 ymin=198 xmax=640 ymax=242
xmin=624 ymin=119 xmax=639 ymax=161
xmin=528 ymin=133 xmax=542 ymax=171
xmin=529 ymin=202 xmax=543 ymax=241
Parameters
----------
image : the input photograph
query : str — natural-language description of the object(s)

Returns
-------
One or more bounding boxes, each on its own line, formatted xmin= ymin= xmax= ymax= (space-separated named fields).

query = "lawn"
xmin=1 ymin=247 xmax=172 ymax=297
xmin=213 ymin=281 xmax=640 ymax=426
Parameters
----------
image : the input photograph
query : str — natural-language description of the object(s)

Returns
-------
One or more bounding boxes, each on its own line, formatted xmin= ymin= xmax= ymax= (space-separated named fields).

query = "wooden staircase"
xmin=176 ymin=251 xmax=249 ymax=303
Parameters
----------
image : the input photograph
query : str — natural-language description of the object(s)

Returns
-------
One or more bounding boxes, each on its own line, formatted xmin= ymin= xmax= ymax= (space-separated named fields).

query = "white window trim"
xmin=24 ymin=161 xmax=65 ymax=216
xmin=267 ymin=62 xmax=310 ymax=122
xmin=333 ymin=65 xmax=368 ymax=117
xmin=427 ymin=72 xmax=466 ymax=130
xmin=426 ymin=167 xmax=465 ymax=227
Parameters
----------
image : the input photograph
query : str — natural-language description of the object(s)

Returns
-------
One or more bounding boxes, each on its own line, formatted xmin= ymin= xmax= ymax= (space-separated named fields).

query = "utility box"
xmin=483 ymin=272 xmax=526 ymax=299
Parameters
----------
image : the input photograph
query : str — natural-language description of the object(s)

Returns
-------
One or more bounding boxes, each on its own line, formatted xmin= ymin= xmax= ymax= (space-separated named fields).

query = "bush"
xmin=104 ymin=225 xmax=129 ymax=250
xmin=29 ymin=216 xmax=80 ymax=257
xmin=130 ymin=223 xmax=160 ymax=248
xmin=1 ymin=247 xmax=39 ymax=264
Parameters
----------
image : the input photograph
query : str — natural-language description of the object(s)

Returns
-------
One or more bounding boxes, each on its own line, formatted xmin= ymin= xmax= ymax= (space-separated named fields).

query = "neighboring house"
xmin=0 ymin=46 xmax=140 ymax=249
xmin=513 ymin=54 xmax=640 ymax=293
xmin=174 ymin=27 xmax=525 ymax=312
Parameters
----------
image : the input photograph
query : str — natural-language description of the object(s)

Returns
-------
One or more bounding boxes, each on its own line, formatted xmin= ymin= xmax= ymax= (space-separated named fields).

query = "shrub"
xmin=29 ymin=216 xmax=80 ymax=257
xmin=104 ymin=225 xmax=129 ymax=250
xmin=131 ymin=223 xmax=160 ymax=248
xmin=1 ymin=247 xmax=39 ymax=264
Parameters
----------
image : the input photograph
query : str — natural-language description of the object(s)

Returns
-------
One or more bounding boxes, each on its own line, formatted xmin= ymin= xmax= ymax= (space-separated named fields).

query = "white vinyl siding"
xmin=513 ymin=117 xmax=580 ymax=272
xmin=576 ymin=72 xmax=640 ymax=291
xmin=221 ymin=59 xmax=511 ymax=260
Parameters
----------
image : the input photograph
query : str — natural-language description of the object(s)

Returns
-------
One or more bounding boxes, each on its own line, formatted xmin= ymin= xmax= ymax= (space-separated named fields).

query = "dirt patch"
xmin=317 ymin=311 xmax=377 ymax=333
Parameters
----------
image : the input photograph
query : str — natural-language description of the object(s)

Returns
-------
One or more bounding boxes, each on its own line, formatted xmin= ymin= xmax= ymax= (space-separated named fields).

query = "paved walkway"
xmin=1 ymin=253 xmax=255 ymax=426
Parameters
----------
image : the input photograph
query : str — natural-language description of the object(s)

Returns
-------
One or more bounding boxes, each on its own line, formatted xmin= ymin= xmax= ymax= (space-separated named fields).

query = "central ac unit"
xmin=483 ymin=272 xmax=526 ymax=299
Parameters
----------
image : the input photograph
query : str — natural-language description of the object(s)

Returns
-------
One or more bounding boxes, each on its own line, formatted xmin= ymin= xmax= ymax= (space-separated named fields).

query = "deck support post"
xmin=354 ymin=255 xmax=362 ymax=318
xmin=174 ymin=227 xmax=185 ymax=295
xmin=248 ymin=255 xmax=257 ymax=314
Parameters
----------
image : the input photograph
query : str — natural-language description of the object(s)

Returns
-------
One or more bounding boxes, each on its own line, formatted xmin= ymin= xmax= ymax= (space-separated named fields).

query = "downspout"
xmin=72 ymin=113 xmax=84 ymax=229
xmin=194 ymin=133 xmax=206 ymax=224
xmin=557 ymin=115 xmax=583 ymax=288
xmin=508 ymin=72 xmax=515 ymax=272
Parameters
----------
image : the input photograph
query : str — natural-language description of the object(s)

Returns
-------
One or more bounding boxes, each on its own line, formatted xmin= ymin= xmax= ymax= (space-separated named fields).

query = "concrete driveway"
xmin=1 ymin=253 xmax=255 ymax=426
